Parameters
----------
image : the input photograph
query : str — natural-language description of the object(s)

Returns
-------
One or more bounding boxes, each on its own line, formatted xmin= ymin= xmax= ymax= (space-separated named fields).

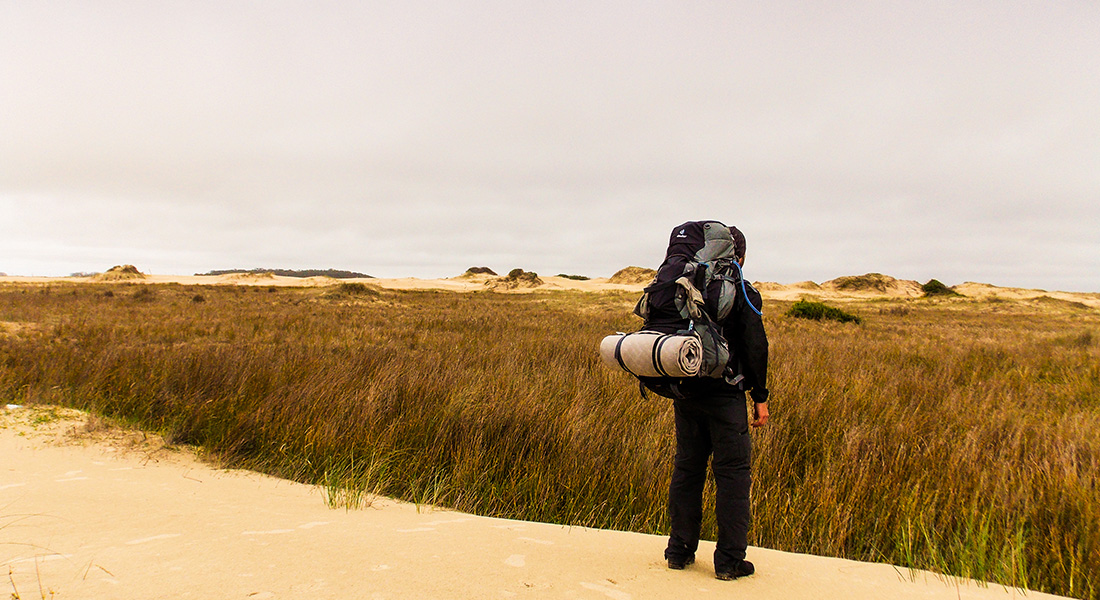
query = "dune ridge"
xmin=4 ymin=269 xmax=1097 ymax=307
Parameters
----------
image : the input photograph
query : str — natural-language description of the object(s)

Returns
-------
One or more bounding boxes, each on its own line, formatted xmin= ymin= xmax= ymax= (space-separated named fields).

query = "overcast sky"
xmin=2 ymin=1 xmax=1098 ymax=291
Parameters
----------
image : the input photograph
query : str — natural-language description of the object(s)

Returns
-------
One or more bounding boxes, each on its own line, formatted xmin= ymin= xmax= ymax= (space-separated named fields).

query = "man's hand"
xmin=751 ymin=402 xmax=769 ymax=428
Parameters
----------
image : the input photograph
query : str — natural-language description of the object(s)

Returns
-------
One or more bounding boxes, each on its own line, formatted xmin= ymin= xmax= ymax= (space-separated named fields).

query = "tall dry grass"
xmin=0 ymin=282 xmax=1097 ymax=599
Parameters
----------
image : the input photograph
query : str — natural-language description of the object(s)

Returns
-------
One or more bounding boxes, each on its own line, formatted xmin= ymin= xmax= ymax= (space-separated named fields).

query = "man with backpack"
xmin=632 ymin=221 xmax=770 ymax=580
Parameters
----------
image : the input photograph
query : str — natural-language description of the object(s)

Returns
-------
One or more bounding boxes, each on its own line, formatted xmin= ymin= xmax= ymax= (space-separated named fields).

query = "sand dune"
xmin=4 ymin=270 xmax=1096 ymax=308
xmin=0 ymin=406 xmax=1068 ymax=600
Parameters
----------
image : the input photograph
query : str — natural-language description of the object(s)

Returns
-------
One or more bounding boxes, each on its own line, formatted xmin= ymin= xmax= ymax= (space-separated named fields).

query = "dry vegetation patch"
xmin=0 ymin=321 xmax=38 ymax=338
xmin=1033 ymin=295 xmax=1091 ymax=311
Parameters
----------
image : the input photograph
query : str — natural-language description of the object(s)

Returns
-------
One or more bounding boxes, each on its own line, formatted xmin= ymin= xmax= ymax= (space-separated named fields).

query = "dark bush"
xmin=922 ymin=279 xmax=960 ymax=297
xmin=786 ymin=300 xmax=863 ymax=324
xmin=464 ymin=267 xmax=498 ymax=276
xmin=503 ymin=269 xmax=542 ymax=286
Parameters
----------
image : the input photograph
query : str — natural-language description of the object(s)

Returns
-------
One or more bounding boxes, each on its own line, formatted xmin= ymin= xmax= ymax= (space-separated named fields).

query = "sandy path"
xmin=1 ymin=407 xmax=1065 ymax=600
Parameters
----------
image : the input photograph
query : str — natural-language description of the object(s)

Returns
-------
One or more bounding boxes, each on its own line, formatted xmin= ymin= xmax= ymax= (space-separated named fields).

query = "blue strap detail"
xmin=731 ymin=261 xmax=763 ymax=317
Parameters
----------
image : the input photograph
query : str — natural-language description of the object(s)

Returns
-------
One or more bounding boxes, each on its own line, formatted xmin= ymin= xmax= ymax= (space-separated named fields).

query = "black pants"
xmin=664 ymin=386 xmax=752 ymax=572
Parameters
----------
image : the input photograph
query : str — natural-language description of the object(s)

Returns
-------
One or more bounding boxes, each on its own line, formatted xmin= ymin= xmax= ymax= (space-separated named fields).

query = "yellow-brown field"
xmin=1 ymin=282 xmax=1096 ymax=599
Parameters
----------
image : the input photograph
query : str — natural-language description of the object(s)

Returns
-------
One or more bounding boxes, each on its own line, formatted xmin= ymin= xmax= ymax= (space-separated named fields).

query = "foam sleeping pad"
xmin=599 ymin=331 xmax=702 ymax=378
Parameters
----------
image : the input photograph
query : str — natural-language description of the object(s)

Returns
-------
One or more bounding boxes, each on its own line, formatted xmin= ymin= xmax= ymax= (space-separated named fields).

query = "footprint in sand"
xmin=240 ymin=522 xmax=329 ymax=536
xmin=579 ymin=582 xmax=631 ymax=600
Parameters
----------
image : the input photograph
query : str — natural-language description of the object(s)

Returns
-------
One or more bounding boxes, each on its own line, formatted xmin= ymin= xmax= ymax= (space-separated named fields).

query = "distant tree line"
xmin=196 ymin=268 xmax=373 ymax=279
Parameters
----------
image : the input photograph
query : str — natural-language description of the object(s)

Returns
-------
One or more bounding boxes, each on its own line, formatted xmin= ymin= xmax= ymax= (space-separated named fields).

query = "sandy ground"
xmin=1 ymin=407 xmax=1067 ymax=600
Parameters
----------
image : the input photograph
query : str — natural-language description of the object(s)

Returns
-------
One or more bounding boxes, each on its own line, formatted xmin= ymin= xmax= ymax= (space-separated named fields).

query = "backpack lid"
xmin=663 ymin=221 xmax=739 ymax=264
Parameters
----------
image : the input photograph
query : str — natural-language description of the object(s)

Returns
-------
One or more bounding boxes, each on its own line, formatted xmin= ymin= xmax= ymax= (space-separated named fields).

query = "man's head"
xmin=728 ymin=225 xmax=746 ymax=265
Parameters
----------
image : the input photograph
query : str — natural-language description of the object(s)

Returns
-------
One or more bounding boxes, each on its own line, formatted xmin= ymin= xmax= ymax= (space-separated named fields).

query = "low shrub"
xmin=464 ymin=267 xmax=498 ymax=276
xmin=334 ymin=282 xmax=380 ymax=297
xmin=922 ymin=279 xmax=960 ymax=297
xmin=131 ymin=287 xmax=156 ymax=302
xmin=786 ymin=300 xmax=863 ymax=324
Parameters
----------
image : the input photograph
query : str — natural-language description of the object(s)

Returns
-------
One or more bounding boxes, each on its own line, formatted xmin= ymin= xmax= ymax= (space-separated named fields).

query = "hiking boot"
xmin=667 ymin=556 xmax=694 ymax=570
xmin=715 ymin=560 xmax=754 ymax=580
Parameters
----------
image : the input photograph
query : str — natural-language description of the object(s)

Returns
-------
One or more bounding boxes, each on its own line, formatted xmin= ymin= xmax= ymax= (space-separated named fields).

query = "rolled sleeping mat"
xmin=599 ymin=331 xmax=702 ymax=378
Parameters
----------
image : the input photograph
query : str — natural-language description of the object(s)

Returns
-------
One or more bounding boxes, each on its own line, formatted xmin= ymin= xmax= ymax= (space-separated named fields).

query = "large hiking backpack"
xmin=600 ymin=221 xmax=751 ymax=400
